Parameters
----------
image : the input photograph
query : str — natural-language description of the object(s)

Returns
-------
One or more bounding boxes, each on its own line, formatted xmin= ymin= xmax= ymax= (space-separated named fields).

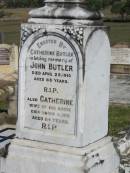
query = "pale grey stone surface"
xmin=8 ymin=84 xmax=17 ymax=118
xmin=6 ymin=137 xmax=119 ymax=173
xmin=16 ymin=20 xmax=111 ymax=147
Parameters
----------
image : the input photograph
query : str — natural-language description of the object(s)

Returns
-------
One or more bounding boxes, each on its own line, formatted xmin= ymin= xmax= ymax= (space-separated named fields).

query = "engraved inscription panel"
xmin=24 ymin=32 xmax=79 ymax=136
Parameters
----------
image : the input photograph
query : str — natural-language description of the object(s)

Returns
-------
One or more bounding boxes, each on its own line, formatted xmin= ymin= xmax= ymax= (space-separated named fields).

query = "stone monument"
xmin=6 ymin=0 xmax=120 ymax=173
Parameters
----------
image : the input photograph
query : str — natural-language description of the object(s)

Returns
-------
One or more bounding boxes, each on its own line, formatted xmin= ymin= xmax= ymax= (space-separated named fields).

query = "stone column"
xmin=6 ymin=1 xmax=120 ymax=173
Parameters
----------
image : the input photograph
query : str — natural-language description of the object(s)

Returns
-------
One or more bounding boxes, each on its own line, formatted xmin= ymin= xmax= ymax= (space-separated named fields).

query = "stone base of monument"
xmin=6 ymin=137 xmax=119 ymax=173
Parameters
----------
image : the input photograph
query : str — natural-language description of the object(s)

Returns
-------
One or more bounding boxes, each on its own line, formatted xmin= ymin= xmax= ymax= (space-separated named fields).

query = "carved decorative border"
xmin=21 ymin=25 xmax=84 ymax=48
xmin=21 ymin=25 xmax=41 ymax=47
xmin=62 ymin=26 xmax=84 ymax=46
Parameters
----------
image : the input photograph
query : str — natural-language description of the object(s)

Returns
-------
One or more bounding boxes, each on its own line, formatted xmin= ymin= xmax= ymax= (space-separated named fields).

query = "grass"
xmin=109 ymin=105 xmax=130 ymax=136
xmin=105 ymin=22 xmax=130 ymax=45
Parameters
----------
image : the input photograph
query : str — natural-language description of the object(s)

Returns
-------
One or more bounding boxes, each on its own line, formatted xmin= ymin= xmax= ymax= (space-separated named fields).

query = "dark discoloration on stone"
xmin=0 ymin=143 xmax=10 ymax=158
xmin=82 ymin=152 xmax=105 ymax=173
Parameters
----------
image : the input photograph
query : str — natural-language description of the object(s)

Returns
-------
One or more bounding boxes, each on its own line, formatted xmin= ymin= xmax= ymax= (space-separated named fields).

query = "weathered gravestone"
xmin=0 ymin=47 xmax=10 ymax=65
xmin=0 ymin=44 xmax=18 ymax=123
xmin=6 ymin=0 xmax=120 ymax=173
xmin=111 ymin=48 xmax=130 ymax=74
xmin=0 ymin=44 xmax=18 ymax=74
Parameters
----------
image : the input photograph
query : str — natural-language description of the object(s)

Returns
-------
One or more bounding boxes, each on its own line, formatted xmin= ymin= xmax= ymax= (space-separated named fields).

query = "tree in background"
xmin=125 ymin=0 xmax=130 ymax=15
xmin=87 ymin=0 xmax=103 ymax=10
xmin=5 ymin=0 xmax=111 ymax=9
xmin=87 ymin=0 xmax=113 ymax=10
xmin=102 ymin=0 xmax=111 ymax=8
xmin=111 ymin=0 xmax=130 ymax=20
xmin=6 ymin=0 xmax=43 ymax=8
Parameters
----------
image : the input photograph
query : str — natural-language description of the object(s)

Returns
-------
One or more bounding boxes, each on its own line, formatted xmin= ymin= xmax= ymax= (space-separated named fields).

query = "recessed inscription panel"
xmin=24 ymin=32 xmax=79 ymax=136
